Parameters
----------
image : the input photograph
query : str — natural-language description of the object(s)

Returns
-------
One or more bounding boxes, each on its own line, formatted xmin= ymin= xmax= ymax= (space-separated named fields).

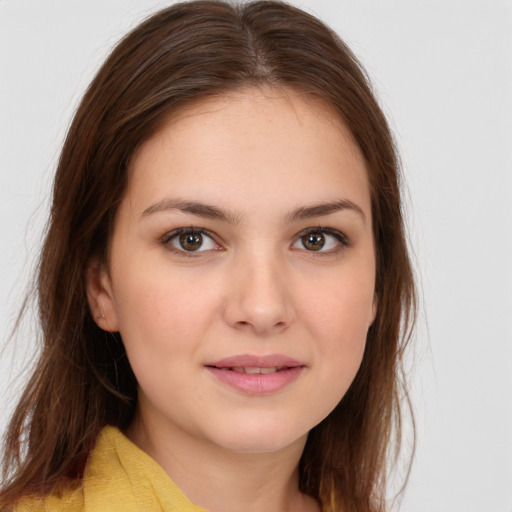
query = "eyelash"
xmin=160 ymin=226 xmax=350 ymax=257
xmin=293 ymin=227 xmax=350 ymax=254
xmin=161 ymin=227 xmax=221 ymax=257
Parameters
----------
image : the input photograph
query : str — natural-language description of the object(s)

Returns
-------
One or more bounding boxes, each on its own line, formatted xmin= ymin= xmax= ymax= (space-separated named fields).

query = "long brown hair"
xmin=0 ymin=1 xmax=416 ymax=511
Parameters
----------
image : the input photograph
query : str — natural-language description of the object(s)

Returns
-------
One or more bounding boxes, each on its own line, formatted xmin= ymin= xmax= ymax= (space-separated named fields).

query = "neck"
xmin=126 ymin=412 xmax=320 ymax=512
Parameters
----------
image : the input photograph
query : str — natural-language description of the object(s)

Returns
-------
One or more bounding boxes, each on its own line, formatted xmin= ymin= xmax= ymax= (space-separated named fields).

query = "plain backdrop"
xmin=1 ymin=1 xmax=511 ymax=511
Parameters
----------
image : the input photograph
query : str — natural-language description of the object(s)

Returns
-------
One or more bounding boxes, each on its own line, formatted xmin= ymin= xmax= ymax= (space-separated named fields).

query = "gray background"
xmin=1 ymin=1 xmax=511 ymax=510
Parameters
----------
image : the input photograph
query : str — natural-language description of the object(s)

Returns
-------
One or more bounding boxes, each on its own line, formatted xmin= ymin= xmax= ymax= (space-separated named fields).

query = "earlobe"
xmin=370 ymin=294 xmax=379 ymax=326
xmin=86 ymin=259 xmax=119 ymax=332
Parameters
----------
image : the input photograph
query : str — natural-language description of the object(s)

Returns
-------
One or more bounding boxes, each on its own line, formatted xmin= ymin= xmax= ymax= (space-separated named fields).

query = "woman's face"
xmin=90 ymin=87 xmax=377 ymax=455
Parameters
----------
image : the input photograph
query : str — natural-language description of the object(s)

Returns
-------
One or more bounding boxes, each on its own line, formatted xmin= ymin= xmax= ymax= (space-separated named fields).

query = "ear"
xmin=370 ymin=293 xmax=379 ymax=326
xmin=86 ymin=259 xmax=119 ymax=332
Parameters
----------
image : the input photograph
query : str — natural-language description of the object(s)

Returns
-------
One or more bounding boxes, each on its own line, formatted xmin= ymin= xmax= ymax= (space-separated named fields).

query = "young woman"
xmin=0 ymin=1 xmax=416 ymax=511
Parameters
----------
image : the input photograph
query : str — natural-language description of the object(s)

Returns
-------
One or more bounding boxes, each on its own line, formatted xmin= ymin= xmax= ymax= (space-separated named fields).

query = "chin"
xmin=204 ymin=416 xmax=310 ymax=455
xmin=218 ymin=435 xmax=305 ymax=455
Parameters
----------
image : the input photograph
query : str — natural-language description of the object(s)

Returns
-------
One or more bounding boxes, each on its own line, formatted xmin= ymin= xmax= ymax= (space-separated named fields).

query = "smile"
xmin=205 ymin=355 xmax=305 ymax=394
xmin=225 ymin=366 xmax=288 ymax=374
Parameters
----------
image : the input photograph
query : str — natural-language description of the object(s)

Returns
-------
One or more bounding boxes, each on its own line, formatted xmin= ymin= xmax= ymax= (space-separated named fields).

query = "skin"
xmin=88 ymin=87 xmax=377 ymax=512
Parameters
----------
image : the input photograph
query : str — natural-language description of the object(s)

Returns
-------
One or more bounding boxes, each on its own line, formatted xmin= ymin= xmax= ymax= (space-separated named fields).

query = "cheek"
xmin=109 ymin=265 xmax=220 ymax=376
xmin=302 ymin=269 xmax=374 ymax=338
xmin=297 ymin=267 xmax=374 ymax=385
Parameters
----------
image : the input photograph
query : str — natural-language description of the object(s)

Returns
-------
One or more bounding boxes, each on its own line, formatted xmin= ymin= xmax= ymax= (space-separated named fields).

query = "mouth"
xmin=206 ymin=354 xmax=304 ymax=369
xmin=205 ymin=355 xmax=305 ymax=394
xmin=216 ymin=366 xmax=291 ymax=374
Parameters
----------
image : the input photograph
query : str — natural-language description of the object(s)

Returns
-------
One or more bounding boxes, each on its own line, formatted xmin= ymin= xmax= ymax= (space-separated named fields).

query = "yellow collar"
xmin=16 ymin=425 xmax=206 ymax=512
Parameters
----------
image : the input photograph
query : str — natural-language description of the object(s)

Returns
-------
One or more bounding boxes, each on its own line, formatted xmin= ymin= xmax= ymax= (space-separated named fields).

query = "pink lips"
xmin=205 ymin=354 xmax=304 ymax=395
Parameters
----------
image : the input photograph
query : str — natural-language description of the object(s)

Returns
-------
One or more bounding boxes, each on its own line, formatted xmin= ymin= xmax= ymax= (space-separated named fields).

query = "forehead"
xmin=125 ymin=86 xmax=370 ymax=218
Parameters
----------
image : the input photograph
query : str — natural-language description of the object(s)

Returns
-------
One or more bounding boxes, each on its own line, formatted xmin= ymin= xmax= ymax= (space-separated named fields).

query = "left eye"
xmin=165 ymin=229 xmax=218 ymax=252
xmin=291 ymin=229 xmax=346 ymax=252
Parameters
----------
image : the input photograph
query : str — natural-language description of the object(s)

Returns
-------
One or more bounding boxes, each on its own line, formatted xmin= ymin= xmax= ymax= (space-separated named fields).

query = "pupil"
xmin=179 ymin=232 xmax=202 ymax=251
xmin=304 ymin=233 xmax=325 ymax=251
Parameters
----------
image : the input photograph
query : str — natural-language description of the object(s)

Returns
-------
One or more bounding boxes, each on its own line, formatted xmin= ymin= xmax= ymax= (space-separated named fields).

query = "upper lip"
xmin=206 ymin=354 xmax=304 ymax=369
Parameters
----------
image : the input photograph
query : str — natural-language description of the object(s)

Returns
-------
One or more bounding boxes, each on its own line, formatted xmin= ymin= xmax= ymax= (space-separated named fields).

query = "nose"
xmin=222 ymin=252 xmax=294 ymax=336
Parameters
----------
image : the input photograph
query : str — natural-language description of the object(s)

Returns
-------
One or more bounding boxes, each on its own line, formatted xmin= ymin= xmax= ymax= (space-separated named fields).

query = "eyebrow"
xmin=287 ymin=199 xmax=366 ymax=223
xmin=141 ymin=199 xmax=241 ymax=224
xmin=140 ymin=198 xmax=365 ymax=224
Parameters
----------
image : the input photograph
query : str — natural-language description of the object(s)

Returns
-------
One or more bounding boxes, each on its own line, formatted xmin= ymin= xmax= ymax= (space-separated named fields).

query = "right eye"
xmin=163 ymin=228 xmax=219 ymax=254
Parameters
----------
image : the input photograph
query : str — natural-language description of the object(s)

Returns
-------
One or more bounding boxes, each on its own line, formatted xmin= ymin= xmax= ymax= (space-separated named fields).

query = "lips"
xmin=207 ymin=354 xmax=303 ymax=369
xmin=230 ymin=366 xmax=285 ymax=374
xmin=205 ymin=354 xmax=304 ymax=394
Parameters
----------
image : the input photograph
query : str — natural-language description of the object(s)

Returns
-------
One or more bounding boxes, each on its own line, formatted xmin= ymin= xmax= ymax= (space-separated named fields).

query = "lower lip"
xmin=207 ymin=366 xmax=304 ymax=394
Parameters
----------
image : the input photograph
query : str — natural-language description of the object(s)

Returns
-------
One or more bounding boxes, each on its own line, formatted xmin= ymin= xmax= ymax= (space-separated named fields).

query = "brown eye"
xmin=179 ymin=232 xmax=203 ymax=251
xmin=302 ymin=232 xmax=325 ymax=251
xmin=291 ymin=228 xmax=347 ymax=253
xmin=165 ymin=229 xmax=218 ymax=254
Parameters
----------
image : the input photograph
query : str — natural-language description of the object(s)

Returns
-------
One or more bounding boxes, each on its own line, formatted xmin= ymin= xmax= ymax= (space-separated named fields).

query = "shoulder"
xmin=14 ymin=487 xmax=84 ymax=512
xmin=13 ymin=426 xmax=205 ymax=512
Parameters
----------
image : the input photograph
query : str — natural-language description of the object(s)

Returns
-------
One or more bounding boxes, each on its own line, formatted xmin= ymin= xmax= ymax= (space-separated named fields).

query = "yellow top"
xmin=16 ymin=425 xmax=207 ymax=512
